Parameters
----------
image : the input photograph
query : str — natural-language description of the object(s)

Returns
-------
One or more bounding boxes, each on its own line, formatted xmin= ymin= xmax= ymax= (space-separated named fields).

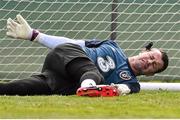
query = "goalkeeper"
xmin=1 ymin=14 xmax=168 ymax=96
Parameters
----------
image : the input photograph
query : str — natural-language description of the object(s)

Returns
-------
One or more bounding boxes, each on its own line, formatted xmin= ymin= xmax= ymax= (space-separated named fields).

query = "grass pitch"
xmin=0 ymin=90 xmax=179 ymax=119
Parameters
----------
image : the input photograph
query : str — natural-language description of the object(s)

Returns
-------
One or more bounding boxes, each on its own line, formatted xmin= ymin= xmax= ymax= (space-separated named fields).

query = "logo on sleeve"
xmin=119 ymin=71 xmax=131 ymax=80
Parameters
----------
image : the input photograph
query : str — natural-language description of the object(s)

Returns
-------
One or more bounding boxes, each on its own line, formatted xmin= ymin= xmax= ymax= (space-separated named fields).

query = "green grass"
xmin=0 ymin=90 xmax=180 ymax=119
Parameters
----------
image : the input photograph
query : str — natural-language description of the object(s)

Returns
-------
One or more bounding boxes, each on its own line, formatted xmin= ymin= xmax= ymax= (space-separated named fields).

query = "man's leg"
xmin=41 ymin=43 xmax=104 ymax=95
xmin=66 ymin=57 xmax=104 ymax=85
xmin=0 ymin=76 xmax=52 ymax=95
xmin=66 ymin=58 xmax=120 ymax=97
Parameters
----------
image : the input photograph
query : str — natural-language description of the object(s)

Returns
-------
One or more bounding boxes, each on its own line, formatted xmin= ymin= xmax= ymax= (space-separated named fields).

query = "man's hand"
xmin=110 ymin=83 xmax=131 ymax=95
xmin=76 ymin=85 xmax=120 ymax=97
xmin=6 ymin=14 xmax=33 ymax=40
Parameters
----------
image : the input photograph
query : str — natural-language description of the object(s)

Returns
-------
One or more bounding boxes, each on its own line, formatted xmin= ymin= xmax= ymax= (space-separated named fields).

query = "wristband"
xmin=30 ymin=29 xmax=39 ymax=41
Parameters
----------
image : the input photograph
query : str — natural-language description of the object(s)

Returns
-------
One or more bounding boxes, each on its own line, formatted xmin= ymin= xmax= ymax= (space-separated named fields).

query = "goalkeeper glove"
xmin=6 ymin=14 xmax=39 ymax=41
xmin=76 ymin=85 xmax=119 ymax=97
xmin=110 ymin=83 xmax=131 ymax=95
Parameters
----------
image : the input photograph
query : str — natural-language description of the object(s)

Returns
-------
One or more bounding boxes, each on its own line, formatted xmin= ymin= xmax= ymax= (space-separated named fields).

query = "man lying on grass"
xmin=1 ymin=14 xmax=168 ymax=97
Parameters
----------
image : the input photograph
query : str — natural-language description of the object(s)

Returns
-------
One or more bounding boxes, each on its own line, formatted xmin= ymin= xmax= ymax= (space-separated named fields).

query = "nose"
xmin=148 ymin=59 xmax=155 ymax=64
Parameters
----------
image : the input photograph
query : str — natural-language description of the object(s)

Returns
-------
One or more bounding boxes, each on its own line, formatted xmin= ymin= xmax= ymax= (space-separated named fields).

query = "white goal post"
xmin=0 ymin=0 xmax=179 ymax=90
xmin=140 ymin=82 xmax=180 ymax=91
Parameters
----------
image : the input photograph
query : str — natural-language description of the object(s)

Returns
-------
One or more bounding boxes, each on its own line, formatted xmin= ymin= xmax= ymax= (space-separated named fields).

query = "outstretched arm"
xmin=36 ymin=33 xmax=85 ymax=49
xmin=6 ymin=14 xmax=85 ymax=49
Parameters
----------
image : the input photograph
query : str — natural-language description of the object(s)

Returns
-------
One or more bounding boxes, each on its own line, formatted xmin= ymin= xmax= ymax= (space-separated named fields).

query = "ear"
xmin=140 ymin=48 xmax=149 ymax=54
xmin=159 ymin=48 xmax=163 ymax=52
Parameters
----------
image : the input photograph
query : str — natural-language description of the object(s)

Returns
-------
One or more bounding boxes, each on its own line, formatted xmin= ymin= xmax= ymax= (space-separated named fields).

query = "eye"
xmin=149 ymin=55 xmax=156 ymax=67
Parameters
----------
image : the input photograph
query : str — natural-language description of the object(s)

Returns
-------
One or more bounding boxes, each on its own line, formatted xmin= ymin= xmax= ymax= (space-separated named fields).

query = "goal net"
xmin=0 ymin=0 xmax=179 ymax=83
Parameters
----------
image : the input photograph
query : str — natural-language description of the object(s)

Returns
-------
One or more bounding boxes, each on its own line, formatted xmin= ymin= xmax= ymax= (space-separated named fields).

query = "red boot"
xmin=76 ymin=85 xmax=119 ymax=97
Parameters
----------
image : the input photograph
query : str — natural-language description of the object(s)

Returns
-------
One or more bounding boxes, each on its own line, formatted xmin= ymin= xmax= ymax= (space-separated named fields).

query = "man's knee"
xmin=66 ymin=57 xmax=104 ymax=83
xmin=80 ymin=71 xmax=104 ymax=85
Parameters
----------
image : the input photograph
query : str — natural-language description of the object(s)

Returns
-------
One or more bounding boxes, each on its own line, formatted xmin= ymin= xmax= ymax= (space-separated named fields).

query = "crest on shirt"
xmin=119 ymin=71 xmax=131 ymax=80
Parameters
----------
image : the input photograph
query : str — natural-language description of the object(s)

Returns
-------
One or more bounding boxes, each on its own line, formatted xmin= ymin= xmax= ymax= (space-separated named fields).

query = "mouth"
xmin=135 ymin=59 xmax=147 ymax=72
xmin=135 ymin=62 xmax=143 ymax=74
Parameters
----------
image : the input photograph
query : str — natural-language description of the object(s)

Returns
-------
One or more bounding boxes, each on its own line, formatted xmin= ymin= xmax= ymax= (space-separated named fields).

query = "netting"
xmin=0 ymin=0 xmax=179 ymax=81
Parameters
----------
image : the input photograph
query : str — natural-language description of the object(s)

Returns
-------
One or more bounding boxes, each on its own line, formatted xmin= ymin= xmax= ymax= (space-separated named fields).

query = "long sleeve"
xmin=35 ymin=33 xmax=85 ymax=49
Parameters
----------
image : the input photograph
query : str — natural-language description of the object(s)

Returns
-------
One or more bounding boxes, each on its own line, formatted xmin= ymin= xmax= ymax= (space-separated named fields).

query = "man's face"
xmin=131 ymin=48 xmax=164 ymax=76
